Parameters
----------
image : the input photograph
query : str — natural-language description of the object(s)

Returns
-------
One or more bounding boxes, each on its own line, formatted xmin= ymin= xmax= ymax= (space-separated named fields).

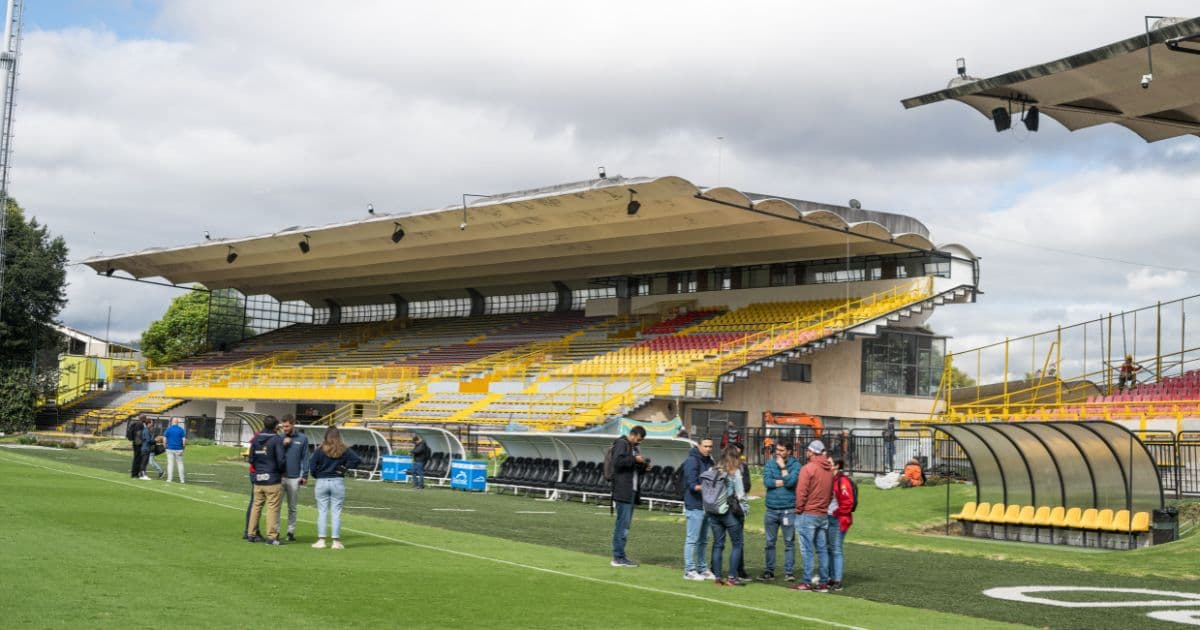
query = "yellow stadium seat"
xmin=971 ymin=502 xmax=991 ymax=521
xmin=1002 ymin=504 xmax=1023 ymax=524
xmin=1078 ymin=508 xmax=1099 ymax=530
xmin=951 ymin=501 xmax=977 ymax=520
xmin=1047 ymin=506 xmax=1068 ymax=527
xmin=985 ymin=503 xmax=1006 ymax=523
xmin=1106 ymin=509 xmax=1131 ymax=532
xmin=1095 ymin=509 xmax=1114 ymax=531
xmin=1063 ymin=507 xmax=1083 ymax=529
xmin=1131 ymin=512 xmax=1151 ymax=533
xmin=1031 ymin=506 xmax=1053 ymax=527
xmin=1016 ymin=505 xmax=1038 ymax=526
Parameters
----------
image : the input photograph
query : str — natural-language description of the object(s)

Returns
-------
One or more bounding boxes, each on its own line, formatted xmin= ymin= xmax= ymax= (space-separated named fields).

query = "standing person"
xmin=732 ymin=442 xmax=751 ymax=580
xmin=309 ymin=425 xmax=362 ymax=550
xmin=609 ymin=425 xmax=649 ymax=568
xmin=760 ymin=440 xmax=800 ymax=582
xmin=163 ymin=417 xmax=187 ymax=483
xmin=127 ymin=415 xmax=147 ymax=478
xmin=720 ymin=422 xmax=742 ymax=451
xmin=279 ymin=416 xmax=310 ymax=542
xmin=706 ymin=449 xmax=747 ymax=586
xmin=246 ymin=416 xmax=287 ymax=545
xmin=681 ymin=437 xmax=715 ymax=581
xmin=827 ymin=459 xmax=855 ymax=591
xmin=842 ymin=430 xmax=856 ymax=471
xmin=882 ymin=418 xmax=897 ymax=472
xmin=790 ymin=439 xmax=833 ymax=592
xmin=139 ymin=418 xmax=163 ymax=480
xmin=410 ymin=434 xmax=430 ymax=490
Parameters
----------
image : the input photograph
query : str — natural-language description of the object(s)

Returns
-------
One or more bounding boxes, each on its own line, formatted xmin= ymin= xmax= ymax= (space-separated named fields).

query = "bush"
xmin=188 ymin=438 xmax=216 ymax=447
xmin=17 ymin=434 xmax=37 ymax=445
xmin=0 ymin=368 xmax=36 ymax=433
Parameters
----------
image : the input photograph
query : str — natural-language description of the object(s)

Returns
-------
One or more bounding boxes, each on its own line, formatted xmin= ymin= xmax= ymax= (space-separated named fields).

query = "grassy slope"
xmin=0 ymin=450 xmax=1017 ymax=630
xmin=10 ymin=445 xmax=1200 ymax=629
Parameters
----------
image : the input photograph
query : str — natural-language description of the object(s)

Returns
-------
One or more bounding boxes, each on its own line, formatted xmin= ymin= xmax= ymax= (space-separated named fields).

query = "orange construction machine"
xmin=763 ymin=411 xmax=824 ymax=438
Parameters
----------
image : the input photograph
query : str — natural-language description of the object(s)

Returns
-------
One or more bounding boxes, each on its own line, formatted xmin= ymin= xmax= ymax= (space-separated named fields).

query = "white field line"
xmin=0 ymin=453 xmax=865 ymax=630
xmin=514 ymin=511 xmax=556 ymax=514
xmin=431 ymin=508 xmax=476 ymax=512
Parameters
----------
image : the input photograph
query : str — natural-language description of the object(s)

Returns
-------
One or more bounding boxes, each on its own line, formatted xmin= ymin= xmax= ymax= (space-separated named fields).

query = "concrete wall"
xmin=676 ymin=336 xmax=941 ymax=431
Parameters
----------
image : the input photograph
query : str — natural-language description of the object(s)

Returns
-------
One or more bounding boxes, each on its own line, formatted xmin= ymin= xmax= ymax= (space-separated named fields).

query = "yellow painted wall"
xmin=163 ymin=386 xmax=377 ymax=402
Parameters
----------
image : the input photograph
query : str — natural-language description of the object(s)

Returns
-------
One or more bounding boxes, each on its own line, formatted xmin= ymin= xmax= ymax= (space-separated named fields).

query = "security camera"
xmin=1141 ymin=73 xmax=1153 ymax=89
xmin=459 ymin=222 xmax=467 ymax=231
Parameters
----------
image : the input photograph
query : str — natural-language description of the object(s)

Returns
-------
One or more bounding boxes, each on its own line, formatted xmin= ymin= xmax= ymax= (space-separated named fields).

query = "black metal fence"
xmin=1142 ymin=433 xmax=1200 ymax=499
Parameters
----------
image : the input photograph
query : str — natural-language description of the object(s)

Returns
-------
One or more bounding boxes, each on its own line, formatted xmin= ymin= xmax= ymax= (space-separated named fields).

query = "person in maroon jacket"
xmin=790 ymin=439 xmax=833 ymax=592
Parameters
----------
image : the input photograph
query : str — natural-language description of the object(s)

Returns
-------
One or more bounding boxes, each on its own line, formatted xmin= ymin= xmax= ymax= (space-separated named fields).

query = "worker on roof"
xmin=1118 ymin=355 xmax=1143 ymax=392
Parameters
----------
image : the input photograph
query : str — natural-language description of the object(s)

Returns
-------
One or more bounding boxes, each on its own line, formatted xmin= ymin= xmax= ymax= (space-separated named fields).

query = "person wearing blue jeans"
xmin=708 ymin=509 xmax=743 ymax=584
xmin=797 ymin=513 xmax=830 ymax=586
xmin=681 ymin=438 xmax=714 ymax=580
xmin=609 ymin=426 xmax=649 ymax=567
xmin=707 ymin=449 xmax=747 ymax=586
xmin=308 ymin=426 xmax=362 ymax=550
xmin=760 ymin=441 xmax=800 ymax=581
xmin=790 ymin=439 xmax=834 ymax=592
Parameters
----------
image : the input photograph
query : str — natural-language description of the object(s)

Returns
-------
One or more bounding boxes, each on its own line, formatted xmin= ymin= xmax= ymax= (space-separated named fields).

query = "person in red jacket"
xmin=827 ymin=459 xmax=855 ymax=591
xmin=789 ymin=439 xmax=833 ymax=591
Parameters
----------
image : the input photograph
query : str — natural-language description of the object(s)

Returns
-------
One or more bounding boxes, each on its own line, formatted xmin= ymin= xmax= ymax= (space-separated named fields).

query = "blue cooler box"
xmin=450 ymin=460 xmax=487 ymax=492
xmin=381 ymin=455 xmax=412 ymax=482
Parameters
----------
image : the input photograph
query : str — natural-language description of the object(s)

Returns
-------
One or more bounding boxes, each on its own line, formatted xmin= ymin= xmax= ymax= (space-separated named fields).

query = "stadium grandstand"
xmin=70 ymin=175 xmax=978 ymax=444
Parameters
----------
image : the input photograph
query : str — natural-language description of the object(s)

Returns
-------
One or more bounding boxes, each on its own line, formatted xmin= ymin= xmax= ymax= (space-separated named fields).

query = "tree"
xmin=0 ymin=199 xmax=67 ymax=430
xmin=0 ymin=367 xmax=35 ymax=432
xmin=0 ymin=199 xmax=68 ymax=366
xmin=140 ymin=289 xmax=210 ymax=366
xmin=949 ymin=366 xmax=976 ymax=389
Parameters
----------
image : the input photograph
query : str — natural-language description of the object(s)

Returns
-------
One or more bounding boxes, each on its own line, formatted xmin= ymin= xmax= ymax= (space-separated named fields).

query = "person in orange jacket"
xmin=900 ymin=457 xmax=924 ymax=488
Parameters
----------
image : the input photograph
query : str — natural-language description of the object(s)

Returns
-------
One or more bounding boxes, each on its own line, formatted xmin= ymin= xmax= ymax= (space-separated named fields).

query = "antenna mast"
xmin=0 ymin=0 xmax=24 ymax=320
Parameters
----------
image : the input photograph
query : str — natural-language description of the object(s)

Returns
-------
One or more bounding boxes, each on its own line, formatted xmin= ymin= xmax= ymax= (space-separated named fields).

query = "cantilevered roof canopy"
xmin=933 ymin=421 xmax=1162 ymax=512
xmin=83 ymin=176 xmax=943 ymax=307
xmin=902 ymin=17 xmax=1200 ymax=142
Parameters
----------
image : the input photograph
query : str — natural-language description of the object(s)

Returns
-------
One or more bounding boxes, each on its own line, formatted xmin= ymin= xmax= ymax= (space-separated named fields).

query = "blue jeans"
xmin=315 ymin=478 xmax=346 ymax=539
xmin=885 ymin=441 xmax=896 ymax=471
xmin=707 ymin=511 xmax=743 ymax=579
xmin=798 ymin=513 xmax=829 ymax=584
xmin=827 ymin=516 xmax=845 ymax=582
xmin=763 ymin=508 xmax=796 ymax=574
xmin=612 ymin=501 xmax=633 ymax=560
xmin=411 ymin=461 xmax=426 ymax=488
xmin=683 ymin=508 xmax=710 ymax=573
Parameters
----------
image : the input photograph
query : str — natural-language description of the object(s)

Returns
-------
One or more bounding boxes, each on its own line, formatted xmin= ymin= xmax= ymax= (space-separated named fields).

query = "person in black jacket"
xmin=246 ymin=416 xmax=287 ymax=545
xmin=610 ymin=425 xmax=649 ymax=568
xmin=308 ymin=426 xmax=362 ymax=550
xmin=410 ymin=435 xmax=431 ymax=490
xmin=127 ymin=415 xmax=146 ymax=478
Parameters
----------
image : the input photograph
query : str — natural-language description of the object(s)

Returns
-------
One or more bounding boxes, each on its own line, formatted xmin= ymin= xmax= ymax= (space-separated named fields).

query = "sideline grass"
xmin=11 ymin=445 xmax=1200 ymax=629
xmin=0 ymin=450 xmax=1023 ymax=630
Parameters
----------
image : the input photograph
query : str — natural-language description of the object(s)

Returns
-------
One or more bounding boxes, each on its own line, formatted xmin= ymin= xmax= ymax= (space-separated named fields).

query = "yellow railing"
xmin=672 ymin=277 xmax=934 ymax=385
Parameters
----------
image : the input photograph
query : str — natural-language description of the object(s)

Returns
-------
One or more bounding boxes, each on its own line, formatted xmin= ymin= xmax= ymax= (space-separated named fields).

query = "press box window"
xmin=782 ymin=362 xmax=812 ymax=382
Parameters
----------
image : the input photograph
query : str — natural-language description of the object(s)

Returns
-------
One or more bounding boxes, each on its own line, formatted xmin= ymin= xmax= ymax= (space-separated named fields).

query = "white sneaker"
xmin=311 ymin=539 xmax=326 ymax=549
xmin=698 ymin=570 xmax=716 ymax=580
xmin=683 ymin=571 xmax=705 ymax=581
xmin=139 ymin=475 xmax=151 ymax=480
xmin=331 ymin=540 xmax=344 ymax=550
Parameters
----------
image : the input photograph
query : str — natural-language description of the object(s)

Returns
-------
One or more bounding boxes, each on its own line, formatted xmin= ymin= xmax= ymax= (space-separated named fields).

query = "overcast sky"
xmin=12 ymin=1 xmax=1200 ymax=379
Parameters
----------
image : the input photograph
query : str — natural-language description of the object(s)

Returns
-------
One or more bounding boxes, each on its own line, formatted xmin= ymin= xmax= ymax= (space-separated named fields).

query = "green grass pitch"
xmin=2 ymin=444 xmax=1197 ymax=629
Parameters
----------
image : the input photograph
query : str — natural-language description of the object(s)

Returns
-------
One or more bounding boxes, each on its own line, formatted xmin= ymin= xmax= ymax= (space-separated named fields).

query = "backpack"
xmin=699 ymin=467 xmax=730 ymax=515
xmin=838 ymin=474 xmax=859 ymax=513
xmin=126 ymin=420 xmax=143 ymax=442
xmin=602 ymin=440 xmax=618 ymax=482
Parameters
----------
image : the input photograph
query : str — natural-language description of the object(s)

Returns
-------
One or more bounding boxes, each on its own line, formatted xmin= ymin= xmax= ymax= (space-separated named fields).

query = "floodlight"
xmin=991 ymin=107 xmax=1011 ymax=132
xmin=848 ymin=199 xmax=862 ymax=209
xmin=1023 ymin=106 xmax=1040 ymax=132
xmin=626 ymin=189 xmax=640 ymax=216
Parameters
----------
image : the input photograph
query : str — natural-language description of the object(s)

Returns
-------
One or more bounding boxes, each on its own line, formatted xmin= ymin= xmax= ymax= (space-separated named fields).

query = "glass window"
xmin=861 ymin=329 xmax=943 ymax=397
xmin=782 ymin=362 xmax=812 ymax=382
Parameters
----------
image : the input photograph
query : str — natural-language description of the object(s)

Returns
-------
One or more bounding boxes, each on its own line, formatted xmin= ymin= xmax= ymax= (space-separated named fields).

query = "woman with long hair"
xmin=708 ymin=448 xmax=747 ymax=586
xmin=308 ymin=426 xmax=362 ymax=550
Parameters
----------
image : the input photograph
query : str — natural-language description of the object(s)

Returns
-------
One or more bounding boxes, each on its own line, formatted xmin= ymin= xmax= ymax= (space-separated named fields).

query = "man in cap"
xmin=790 ymin=439 xmax=833 ymax=592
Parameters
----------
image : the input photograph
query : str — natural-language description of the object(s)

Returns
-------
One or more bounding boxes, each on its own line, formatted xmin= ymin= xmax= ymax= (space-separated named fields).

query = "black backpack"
xmin=602 ymin=439 xmax=620 ymax=482
xmin=126 ymin=420 xmax=143 ymax=442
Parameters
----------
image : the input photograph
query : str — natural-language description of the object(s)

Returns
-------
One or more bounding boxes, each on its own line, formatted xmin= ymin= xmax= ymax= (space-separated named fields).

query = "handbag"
xmin=153 ymin=442 xmax=166 ymax=455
